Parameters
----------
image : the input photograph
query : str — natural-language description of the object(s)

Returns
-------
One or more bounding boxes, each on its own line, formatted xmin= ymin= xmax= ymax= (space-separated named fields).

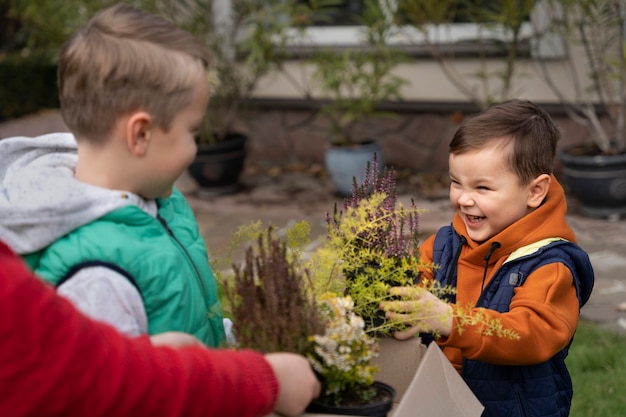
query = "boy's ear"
xmin=125 ymin=111 xmax=153 ymax=157
xmin=527 ymin=174 xmax=551 ymax=208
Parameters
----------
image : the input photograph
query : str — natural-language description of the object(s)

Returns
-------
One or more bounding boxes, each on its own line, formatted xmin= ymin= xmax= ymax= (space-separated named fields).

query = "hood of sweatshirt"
xmin=451 ymin=175 xmax=577 ymax=267
xmin=0 ymin=133 xmax=133 ymax=254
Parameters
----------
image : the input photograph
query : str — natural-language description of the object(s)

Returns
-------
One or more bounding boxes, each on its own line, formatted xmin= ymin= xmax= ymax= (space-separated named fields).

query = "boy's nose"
xmin=456 ymin=191 xmax=474 ymax=206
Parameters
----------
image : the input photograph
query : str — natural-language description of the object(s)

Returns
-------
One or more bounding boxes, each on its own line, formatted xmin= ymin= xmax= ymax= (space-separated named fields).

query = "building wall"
xmin=0 ymin=105 xmax=593 ymax=179
xmin=242 ymin=105 xmax=591 ymax=176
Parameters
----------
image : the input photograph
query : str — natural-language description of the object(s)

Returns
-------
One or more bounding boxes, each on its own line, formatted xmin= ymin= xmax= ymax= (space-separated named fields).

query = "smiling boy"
xmin=382 ymin=99 xmax=595 ymax=417
xmin=0 ymin=3 xmax=225 ymax=346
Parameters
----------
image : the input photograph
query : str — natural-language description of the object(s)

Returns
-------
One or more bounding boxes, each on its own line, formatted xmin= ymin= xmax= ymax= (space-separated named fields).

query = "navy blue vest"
xmin=429 ymin=226 xmax=594 ymax=417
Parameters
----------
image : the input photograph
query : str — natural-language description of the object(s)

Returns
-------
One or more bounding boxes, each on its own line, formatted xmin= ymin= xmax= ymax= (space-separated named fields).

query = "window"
xmin=291 ymin=0 xmax=540 ymax=56
xmin=299 ymin=0 xmax=526 ymax=26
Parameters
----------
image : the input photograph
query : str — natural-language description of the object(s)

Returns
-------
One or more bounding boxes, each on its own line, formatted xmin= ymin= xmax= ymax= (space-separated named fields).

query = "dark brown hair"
xmin=449 ymin=99 xmax=560 ymax=185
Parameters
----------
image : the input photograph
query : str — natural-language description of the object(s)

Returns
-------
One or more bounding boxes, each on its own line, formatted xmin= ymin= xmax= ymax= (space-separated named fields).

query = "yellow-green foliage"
xmin=218 ymin=223 xmax=381 ymax=404
xmin=220 ymin=214 xmax=519 ymax=342
xmin=312 ymin=193 xmax=430 ymax=335
xmin=452 ymin=304 xmax=521 ymax=341
xmin=380 ymin=280 xmax=521 ymax=341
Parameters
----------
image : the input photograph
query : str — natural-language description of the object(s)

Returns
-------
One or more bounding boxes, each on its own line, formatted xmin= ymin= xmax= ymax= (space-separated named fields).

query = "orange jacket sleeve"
xmin=419 ymin=235 xmax=579 ymax=369
xmin=439 ymin=262 xmax=579 ymax=366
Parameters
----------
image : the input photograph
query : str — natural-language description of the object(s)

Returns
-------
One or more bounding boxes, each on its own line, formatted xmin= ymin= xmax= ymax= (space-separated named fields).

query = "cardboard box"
xmin=268 ymin=339 xmax=484 ymax=417
xmin=390 ymin=342 xmax=484 ymax=417
xmin=371 ymin=337 xmax=427 ymax=404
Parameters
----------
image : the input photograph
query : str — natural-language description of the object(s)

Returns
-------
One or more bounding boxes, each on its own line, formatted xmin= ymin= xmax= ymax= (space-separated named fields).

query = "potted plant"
xmin=221 ymin=226 xmax=396 ymax=417
xmin=284 ymin=0 xmax=409 ymax=195
xmin=305 ymin=294 xmax=395 ymax=416
xmin=321 ymin=155 xmax=424 ymax=335
xmin=533 ymin=0 xmax=626 ymax=218
xmin=160 ymin=0 xmax=296 ymax=194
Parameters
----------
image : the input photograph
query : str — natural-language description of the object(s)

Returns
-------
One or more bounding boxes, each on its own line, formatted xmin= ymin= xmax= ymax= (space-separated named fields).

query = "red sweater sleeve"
xmin=0 ymin=242 xmax=278 ymax=417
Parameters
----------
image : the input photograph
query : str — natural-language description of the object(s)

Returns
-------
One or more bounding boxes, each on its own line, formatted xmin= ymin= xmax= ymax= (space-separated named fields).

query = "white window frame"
xmin=291 ymin=22 xmax=534 ymax=46
xmin=282 ymin=0 xmax=563 ymax=59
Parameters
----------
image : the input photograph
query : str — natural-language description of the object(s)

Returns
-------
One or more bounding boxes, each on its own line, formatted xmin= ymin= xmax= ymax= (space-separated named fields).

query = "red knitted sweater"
xmin=0 ymin=240 xmax=278 ymax=417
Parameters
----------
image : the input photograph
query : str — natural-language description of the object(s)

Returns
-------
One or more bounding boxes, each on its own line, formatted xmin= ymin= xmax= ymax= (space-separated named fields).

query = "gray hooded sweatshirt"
xmin=0 ymin=133 xmax=151 ymax=335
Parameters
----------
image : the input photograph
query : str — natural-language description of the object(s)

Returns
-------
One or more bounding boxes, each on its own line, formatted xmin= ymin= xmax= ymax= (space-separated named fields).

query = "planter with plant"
xmin=533 ymin=0 xmax=626 ymax=218
xmin=161 ymin=0 xmax=296 ymax=194
xmin=221 ymin=226 xmax=395 ymax=416
xmin=305 ymin=294 xmax=395 ymax=416
xmin=285 ymin=0 xmax=408 ymax=196
xmin=321 ymin=156 xmax=425 ymax=335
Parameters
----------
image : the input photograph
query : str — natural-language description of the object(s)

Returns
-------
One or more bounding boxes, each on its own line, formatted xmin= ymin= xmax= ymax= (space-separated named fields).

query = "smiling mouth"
xmin=465 ymin=214 xmax=485 ymax=223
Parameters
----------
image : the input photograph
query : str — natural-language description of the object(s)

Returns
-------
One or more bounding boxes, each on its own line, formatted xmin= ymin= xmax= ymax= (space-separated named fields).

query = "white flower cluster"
xmin=309 ymin=295 xmax=379 ymax=393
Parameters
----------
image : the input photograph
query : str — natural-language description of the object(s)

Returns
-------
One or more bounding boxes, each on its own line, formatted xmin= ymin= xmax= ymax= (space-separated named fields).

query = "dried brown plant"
xmin=222 ymin=227 xmax=325 ymax=354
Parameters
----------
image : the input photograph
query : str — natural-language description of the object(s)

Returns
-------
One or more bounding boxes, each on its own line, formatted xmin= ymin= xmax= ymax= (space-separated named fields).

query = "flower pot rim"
xmin=327 ymin=140 xmax=381 ymax=151
xmin=307 ymin=380 xmax=396 ymax=415
xmin=195 ymin=133 xmax=248 ymax=152
xmin=559 ymin=149 xmax=626 ymax=165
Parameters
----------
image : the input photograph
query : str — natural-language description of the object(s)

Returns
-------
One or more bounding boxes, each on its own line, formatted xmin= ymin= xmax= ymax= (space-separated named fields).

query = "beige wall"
xmin=254 ymin=44 xmax=594 ymax=105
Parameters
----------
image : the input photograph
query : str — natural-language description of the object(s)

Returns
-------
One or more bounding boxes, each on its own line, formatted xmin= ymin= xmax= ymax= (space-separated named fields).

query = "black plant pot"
xmin=559 ymin=148 xmax=626 ymax=218
xmin=306 ymin=381 xmax=396 ymax=417
xmin=187 ymin=133 xmax=247 ymax=196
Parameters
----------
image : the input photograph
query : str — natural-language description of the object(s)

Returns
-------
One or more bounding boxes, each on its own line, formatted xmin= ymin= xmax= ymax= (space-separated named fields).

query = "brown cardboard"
xmin=267 ymin=339 xmax=483 ymax=417
xmin=390 ymin=342 xmax=484 ymax=417
xmin=371 ymin=337 xmax=426 ymax=404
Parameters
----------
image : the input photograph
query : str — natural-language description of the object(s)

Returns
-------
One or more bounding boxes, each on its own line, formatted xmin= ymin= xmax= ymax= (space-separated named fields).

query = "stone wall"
xmin=242 ymin=107 xmax=590 ymax=175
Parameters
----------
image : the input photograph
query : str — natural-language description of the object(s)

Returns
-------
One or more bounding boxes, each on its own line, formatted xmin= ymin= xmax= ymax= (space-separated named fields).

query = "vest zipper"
xmin=476 ymin=241 xmax=501 ymax=306
xmin=156 ymin=213 xmax=208 ymax=298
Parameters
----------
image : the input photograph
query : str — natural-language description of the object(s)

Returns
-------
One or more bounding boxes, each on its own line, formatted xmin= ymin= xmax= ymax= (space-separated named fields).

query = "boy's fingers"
xmin=380 ymin=300 xmax=417 ymax=313
xmin=392 ymin=325 xmax=422 ymax=340
xmin=385 ymin=311 xmax=419 ymax=328
xmin=389 ymin=286 xmax=425 ymax=297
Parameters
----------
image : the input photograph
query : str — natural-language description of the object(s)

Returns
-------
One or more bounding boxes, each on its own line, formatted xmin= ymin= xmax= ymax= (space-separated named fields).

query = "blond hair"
xmin=58 ymin=3 xmax=211 ymax=143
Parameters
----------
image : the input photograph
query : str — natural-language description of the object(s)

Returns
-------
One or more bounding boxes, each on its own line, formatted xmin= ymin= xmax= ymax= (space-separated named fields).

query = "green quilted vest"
xmin=29 ymin=189 xmax=226 ymax=347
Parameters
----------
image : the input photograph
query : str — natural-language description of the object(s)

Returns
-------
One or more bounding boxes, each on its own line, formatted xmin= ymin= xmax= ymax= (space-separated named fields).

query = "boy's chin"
xmin=141 ymin=187 xmax=173 ymax=200
xmin=464 ymin=228 xmax=491 ymax=244
xmin=158 ymin=187 xmax=174 ymax=199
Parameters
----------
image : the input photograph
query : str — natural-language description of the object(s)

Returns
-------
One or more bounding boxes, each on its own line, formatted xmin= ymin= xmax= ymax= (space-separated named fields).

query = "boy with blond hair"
xmin=382 ymin=99 xmax=595 ymax=417
xmin=0 ymin=3 xmax=225 ymax=345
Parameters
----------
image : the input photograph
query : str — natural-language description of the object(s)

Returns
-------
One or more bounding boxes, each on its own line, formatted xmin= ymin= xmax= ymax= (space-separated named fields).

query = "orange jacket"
xmin=419 ymin=177 xmax=584 ymax=372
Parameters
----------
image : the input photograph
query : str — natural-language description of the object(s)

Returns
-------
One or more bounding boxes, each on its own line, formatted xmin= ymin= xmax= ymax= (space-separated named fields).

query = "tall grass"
xmin=568 ymin=322 xmax=626 ymax=416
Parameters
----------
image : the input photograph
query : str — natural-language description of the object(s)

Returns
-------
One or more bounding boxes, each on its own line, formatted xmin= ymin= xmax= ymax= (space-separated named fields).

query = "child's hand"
xmin=149 ymin=331 xmax=206 ymax=348
xmin=380 ymin=286 xmax=453 ymax=340
xmin=264 ymin=352 xmax=321 ymax=416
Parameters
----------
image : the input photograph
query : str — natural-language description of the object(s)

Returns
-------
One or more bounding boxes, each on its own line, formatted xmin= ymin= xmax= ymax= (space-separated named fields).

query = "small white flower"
xmin=310 ymin=295 xmax=379 ymax=396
